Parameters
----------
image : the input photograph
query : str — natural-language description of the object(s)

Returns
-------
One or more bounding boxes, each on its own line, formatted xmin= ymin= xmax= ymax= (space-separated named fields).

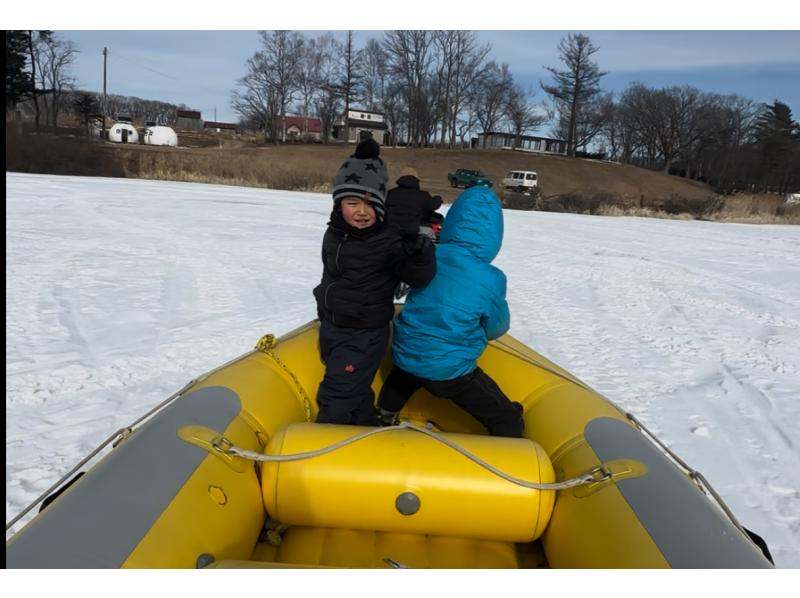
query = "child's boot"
xmin=377 ymin=407 xmax=400 ymax=427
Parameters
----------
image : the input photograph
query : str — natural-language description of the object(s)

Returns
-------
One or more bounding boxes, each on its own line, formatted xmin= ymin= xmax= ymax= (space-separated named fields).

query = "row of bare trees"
xmin=599 ymin=87 xmax=799 ymax=194
xmin=232 ymin=30 xmax=550 ymax=148
xmin=7 ymin=30 xmax=797 ymax=194
xmin=230 ymin=30 xmax=798 ymax=194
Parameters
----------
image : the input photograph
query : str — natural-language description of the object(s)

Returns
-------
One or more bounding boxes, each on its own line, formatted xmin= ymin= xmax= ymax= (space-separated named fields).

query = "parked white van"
xmin=502 ymin=170 xmax=538 ymax=193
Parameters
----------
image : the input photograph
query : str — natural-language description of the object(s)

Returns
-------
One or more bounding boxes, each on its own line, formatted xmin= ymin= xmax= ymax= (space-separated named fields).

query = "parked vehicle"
xmin=447 ymin=168 xmax=493 ymax=189
xmin=503 ymin=170 xmax=538 ymax=193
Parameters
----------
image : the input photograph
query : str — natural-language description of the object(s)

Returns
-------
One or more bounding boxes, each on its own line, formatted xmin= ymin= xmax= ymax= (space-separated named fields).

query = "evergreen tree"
xmin=752 ymin=101 xmax=800 ymax=193
xmin=73 ymin=92 xmax=101 ymax=136
xmin=541 ymin=33 xmax=608 ymax=158
xmin=5 ymin=31 xmax=32 ymax=111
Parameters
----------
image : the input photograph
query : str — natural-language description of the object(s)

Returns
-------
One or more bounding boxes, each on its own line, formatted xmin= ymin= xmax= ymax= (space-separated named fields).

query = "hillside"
xmin=186 ymin=143 xmax=716 ymax=205
xmin=6 ymin=130 xmax=713 ymax=205
xmin=10 ymin=131 xmax=798 ymax=223
xmin=378 ymin=146 xmax=713 ymax=205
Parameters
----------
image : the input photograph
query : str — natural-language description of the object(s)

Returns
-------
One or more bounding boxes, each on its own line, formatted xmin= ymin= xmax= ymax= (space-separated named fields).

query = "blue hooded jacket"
xmin=392 ymin=186 xmax=510 ymax=380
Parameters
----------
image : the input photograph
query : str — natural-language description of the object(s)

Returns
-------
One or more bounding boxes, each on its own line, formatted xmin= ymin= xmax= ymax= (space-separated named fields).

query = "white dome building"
xmin=143 ymin=125 xmax=178 ymax=147
xmin=108 ymin=120 xmax=139 ymax=144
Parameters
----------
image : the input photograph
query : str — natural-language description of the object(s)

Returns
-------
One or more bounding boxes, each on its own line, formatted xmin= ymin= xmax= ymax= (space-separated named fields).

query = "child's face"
xmin=340 ymin=195 xmax=376 ymax=229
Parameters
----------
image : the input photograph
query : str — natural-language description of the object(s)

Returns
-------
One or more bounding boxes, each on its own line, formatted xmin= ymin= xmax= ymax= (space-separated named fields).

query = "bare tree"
xmin=552 ymin=91 xmax=614 ymax=154
xmin=32 ymin=33 xmax=78 ymax=132
xmin=505 ymin=84 xmax=547 ymax=148
xmin=294 ymin=35 xmax=320 ymax=136
xmin=339 ymin=31 xmax=364 ymax=142
xmin=456 ymin=102 xmax=479 ymax=147
xmin=711 ymin=95 xmax=761 ymax=191
xmin=474 ymin=61 xmax=513 ymax=148
xmin=26 ymin=30 xmax=53 ymax=132
xmin=358 ymin=38 xmax=388 ymax=113
xmin=232 ymin=64 xmax=276 ymax=142
xmin=382 ymin=80 xmax=407 ymax=147
xmin=383 ymin=30 xmax=435 ymax=146
xmin=448 ymin=31 xmax=490 ymax=147
xmin=641 ymin=85 xmax=708 ymax=173
xmin=313 ymin=34 xmax=344 ymax=143
xmin=66 ymin=90 xmax=181 ymax=127
xmin=618 ymin=83 xmax=661 ymax=168
xmin=431 ymin=31 xmax=458 ymax=147
xmin=232 ymin=30 xmax=303 ymax=143
xmin=599 ymin=92 xmax=646 ymax=163
xmin=419 ymin=77 xmax=442 ymax=144
xmin=541 ymin=33 xmax=607 ymax=157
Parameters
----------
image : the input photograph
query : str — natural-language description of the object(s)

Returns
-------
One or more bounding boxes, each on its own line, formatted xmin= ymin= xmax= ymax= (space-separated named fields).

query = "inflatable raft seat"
xmin=261 ymin=423 xmax=556 ymax=543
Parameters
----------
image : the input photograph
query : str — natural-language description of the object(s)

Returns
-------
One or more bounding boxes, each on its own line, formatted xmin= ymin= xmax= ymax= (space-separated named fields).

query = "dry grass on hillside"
xmin=706 ymin=194 xmax=800 ymax=224
xmin=6 ymin=130 xmax=797 ymax=224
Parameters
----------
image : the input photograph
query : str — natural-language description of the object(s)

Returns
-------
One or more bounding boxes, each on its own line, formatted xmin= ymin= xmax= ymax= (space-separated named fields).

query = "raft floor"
xmin=213 ymin=528 xmax=548 ymax=568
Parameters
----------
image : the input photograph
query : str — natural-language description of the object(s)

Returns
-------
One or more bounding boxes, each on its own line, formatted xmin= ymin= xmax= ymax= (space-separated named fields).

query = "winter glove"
xmin=418 ymin=225 xmax=437 ymax=242
xmin=403 ymin=232 xmax=431 ymax=255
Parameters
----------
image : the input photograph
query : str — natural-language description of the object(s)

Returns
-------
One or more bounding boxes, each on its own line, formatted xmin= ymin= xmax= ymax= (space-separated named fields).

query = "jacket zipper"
xmin=335 ymin=233 xmax=347 ymax=273
xmin=328 ymin=232 xmax=348 ymax=326
xmin=323 ymin=282 xmax=337 ymax=325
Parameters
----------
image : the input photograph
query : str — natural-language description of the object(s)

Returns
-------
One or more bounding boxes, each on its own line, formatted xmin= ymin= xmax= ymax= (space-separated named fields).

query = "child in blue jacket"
xmin=376 ymin=185 xmax=524 ymax=437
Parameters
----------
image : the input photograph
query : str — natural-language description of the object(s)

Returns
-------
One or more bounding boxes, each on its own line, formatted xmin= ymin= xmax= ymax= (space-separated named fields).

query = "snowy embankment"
xmin=6 ymin=172 xmax=800 ymax=566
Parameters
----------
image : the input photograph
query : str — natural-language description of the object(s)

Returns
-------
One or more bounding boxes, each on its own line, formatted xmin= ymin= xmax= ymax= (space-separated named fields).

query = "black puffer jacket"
xmin=313 ymin=211 xmax=436 ymax=328
xmin=385 ymin=175 xmax=443 ymax=235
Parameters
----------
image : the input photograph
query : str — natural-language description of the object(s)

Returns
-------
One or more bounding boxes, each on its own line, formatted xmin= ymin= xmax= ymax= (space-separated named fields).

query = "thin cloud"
xmin=485 ymin=31 xmax=800 ymax=73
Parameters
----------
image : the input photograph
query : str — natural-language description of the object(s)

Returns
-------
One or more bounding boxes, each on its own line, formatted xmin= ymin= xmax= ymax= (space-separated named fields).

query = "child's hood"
xmin=439 ymin=186 xmax=503 ymax=263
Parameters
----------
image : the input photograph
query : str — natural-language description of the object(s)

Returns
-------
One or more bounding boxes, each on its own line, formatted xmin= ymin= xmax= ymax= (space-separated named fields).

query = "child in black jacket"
xmin=312 ymin=140 xmax=436 ymax=426
xmin=385 ymin=167 xmax=443 ymax=240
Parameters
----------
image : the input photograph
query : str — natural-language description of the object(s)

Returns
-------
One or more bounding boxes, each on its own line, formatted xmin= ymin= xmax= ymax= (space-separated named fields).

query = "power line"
xmin=107 ymin=48 xmax=236 ymax=96
xmin=97 ymin=47 xmax=238 ymax=120
xmin=111 ymin=50 xmax=179 ymax=81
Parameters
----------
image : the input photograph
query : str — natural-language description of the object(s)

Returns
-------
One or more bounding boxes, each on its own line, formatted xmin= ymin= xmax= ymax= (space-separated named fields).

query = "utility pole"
xmin=102 ymin=47 xmax=108 ymax=140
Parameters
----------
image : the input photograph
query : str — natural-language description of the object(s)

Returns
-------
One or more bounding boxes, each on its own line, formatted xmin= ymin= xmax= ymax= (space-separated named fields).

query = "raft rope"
xmin=255 ymin=333 xmax=313 ymax=422
xmin=491 ymin=339 xmax=597 ymax=395
xmin=221 ymin=421 xmax=609 ymax=491
xmin=5 ymin=346 xmax=259 ymax=534
xmin=488 ymin=339 xmax=756 ymax=541
xmin=624 ymin=411 xmax=752 ymax=541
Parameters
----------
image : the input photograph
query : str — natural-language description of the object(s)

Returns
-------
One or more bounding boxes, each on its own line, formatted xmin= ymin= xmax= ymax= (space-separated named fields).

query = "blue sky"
xmin=56 ymin=29 xmax=800 ymax=134
xmin=8 ymin=0 xmax=792 ymax=133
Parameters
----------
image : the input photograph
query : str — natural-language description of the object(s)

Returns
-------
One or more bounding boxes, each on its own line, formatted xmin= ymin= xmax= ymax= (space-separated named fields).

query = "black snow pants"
xmin=315 ymin=319 xmax=389 ymax=426
xmin=377 ymin=365 xmax=525 ymax=438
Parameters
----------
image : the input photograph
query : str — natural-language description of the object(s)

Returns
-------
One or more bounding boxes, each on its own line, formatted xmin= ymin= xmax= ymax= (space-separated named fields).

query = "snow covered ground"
xmin=6 ymin=172 xmax=800 ymax=567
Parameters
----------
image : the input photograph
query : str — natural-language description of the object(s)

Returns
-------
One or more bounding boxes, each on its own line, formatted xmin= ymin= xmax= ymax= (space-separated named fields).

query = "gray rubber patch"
xmin=584 ymin=417 xmax=771 ymax=568
xmin=6 ymin=386 xmax=241 ymax=568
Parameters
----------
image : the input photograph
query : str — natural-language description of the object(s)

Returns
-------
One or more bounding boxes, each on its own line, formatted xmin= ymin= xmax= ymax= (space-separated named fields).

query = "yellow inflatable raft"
xmin=6 ymin=316 xmax=772 ymax=568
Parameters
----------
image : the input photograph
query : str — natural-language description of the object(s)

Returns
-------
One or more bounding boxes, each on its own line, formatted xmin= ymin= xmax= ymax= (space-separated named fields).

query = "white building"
xmin=108 ymin=119 xmax=139 ymax=144
xmin=143 ymin=125 xmax=178 ymax=147
xmin=332 ymin=109 xmax=390 ymax=145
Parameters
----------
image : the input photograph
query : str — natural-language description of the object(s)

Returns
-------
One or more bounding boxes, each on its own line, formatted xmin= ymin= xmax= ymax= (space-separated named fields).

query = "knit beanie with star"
xmin=332 ymin=138 xmax=389 ymax=221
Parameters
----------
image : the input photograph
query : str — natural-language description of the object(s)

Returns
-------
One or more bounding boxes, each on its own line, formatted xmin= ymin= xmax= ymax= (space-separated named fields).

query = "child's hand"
xmin=403 ymin=233 xmax=431 ymax=255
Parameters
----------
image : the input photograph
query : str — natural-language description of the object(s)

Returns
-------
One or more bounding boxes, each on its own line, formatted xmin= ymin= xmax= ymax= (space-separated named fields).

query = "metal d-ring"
xmin=211 ymin=435 xmax=234 ymax=455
